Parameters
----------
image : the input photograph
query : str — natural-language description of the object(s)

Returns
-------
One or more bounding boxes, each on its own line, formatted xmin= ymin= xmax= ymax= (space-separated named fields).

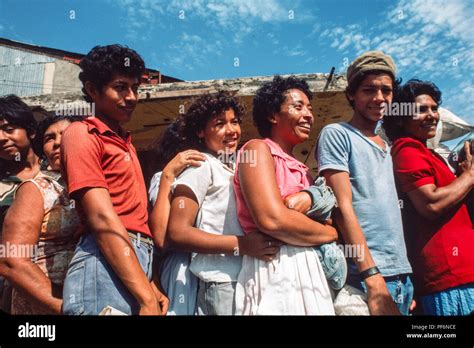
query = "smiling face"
xmin=0 ymin=119 xmax=32 ymax=161
xmin=42 ymin=119 xmax=72 ymax=171
xmin=404 ymin=94 xmax=439 ymax=140
xmin=348 ymin=73 xmax=394 ymax=123
xmin=271 ymin=88 xmax=314 ymax=145
xmin=198 ymin=109 xmax=241 ymax=154
xmin=86 ymin=74 xmax=140 ymax=124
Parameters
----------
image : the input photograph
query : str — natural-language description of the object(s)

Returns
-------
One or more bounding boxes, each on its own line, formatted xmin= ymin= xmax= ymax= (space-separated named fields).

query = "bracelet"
xmin=360 ymin=266 xmax=380 ymax=280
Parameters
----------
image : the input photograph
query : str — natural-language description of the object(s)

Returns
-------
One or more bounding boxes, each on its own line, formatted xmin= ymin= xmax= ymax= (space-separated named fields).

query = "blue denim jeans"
xmin=420 ymin=283 xmax=474 ymax=315
xmin=314 ymin=242 xmax=347 ymax=290
xmin=62 ymin=232 xmax=153 ymax=315
xmin=302 ymin=177 xmax=347 ymax=290
xmin=347 ymin=273 xmax=414 ymax=315
xmin=196 ymin=280 xmax=236 ymax=315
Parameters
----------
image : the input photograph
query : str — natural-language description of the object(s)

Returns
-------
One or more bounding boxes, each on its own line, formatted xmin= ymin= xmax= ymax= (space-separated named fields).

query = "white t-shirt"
xmin=148 ymin=171 xmax=162 ymax=207
xmin=171 ymin=153 xmax=243 ymax=283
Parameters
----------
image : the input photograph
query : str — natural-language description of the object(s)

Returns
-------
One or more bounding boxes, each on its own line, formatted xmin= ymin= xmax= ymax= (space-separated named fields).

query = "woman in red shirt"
xmin=383 ymin=79 xmax=474 ymax=315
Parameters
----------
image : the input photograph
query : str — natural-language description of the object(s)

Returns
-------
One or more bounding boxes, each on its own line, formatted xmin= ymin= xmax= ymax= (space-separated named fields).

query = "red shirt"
xmin=392 ymin=137 xmax=474 ymax=295
xmin=60 ymin=116 xmax=151 ymax=237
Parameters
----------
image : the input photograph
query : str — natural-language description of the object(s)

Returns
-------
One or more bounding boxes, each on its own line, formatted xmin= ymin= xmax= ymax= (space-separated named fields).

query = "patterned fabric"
xmin=10 ymin=171 xmax=82 ymax=314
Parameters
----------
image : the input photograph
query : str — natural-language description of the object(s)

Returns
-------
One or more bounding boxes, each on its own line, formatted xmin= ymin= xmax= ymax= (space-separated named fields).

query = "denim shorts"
xmin=314 ymin=242 xmax=347 ymax=290
xmin=347 ymin=273 xmax=414 ymax=315
xmin=196 ymin=280 xmax=236 ymax=315
xmin=420 ymin=282 xmax=474 ymax=316
xmin=62 ymin=232 xmax=153 ymax=315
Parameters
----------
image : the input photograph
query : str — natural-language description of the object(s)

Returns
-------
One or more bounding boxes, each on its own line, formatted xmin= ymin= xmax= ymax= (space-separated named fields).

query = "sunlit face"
xmin=404 ymin=94 xmax=439 ymax=140
xmin=198 ymin=109 xmax=241 ymax=154
xmin=0 ymin=119 xmax=32 ymax=161
xmin=42 ymin=119 xmax=72 ymax=171
xmin=87 ymin=74 xmax=140 ymax=123
xmin=348 ymin=73 xmax=394 ymax=123
xmin=271 ymin=89 xmax=314 ymax=145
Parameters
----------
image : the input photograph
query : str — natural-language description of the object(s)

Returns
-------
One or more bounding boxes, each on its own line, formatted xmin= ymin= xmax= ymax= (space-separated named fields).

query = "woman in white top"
xmin=149 ymin=119 xmax=205 ymax=315
xmin=167 ymin=91 xmax=282 ymax=315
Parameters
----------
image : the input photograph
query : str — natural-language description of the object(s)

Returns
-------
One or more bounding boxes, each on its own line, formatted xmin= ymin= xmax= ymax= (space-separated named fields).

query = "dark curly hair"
xmin=383 ymin=79 xmax=442 ymax=142
xmin=181 ymin=91 xmax=245 ymax=151
xmin=252 ymin=75 xmax=312 ymax=138
xmin=32 ymin=115 xmax=84 ymax=159
xmin=0 ymin=95 xmax=37 ymax=136
xmin=152 ymin=117 xmax=188 ymax=172
xmin=345 ymin=69 xmax=401 ymax=109
xmin=79 ymin=44 xmax=145 ymax=102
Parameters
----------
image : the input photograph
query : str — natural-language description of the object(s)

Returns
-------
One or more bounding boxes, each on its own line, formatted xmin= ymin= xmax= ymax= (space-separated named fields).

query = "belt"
xmin=128 ymin=232 xmax=154 ymax=246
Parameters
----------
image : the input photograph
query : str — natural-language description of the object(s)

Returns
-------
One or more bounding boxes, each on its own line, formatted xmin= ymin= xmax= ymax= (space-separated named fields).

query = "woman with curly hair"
xmin=383 ymin=79 xmax=474 ymax=316
xmin=166 ymin=90 xmax=282 ymax=315
xmin=233 ymin=76 xmax=337 ymax=315
xmin=148 ymin=119 xmax=205 ymax=315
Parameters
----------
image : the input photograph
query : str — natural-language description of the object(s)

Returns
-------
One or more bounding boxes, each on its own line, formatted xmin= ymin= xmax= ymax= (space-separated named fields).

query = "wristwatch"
xmin=360 ymin=266 xmax=380 ymax=280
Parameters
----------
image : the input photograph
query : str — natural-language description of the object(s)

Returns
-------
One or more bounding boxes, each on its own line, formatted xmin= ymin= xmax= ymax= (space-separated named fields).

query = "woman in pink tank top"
xmin=233 ymin=76 xmax=337 ymax=315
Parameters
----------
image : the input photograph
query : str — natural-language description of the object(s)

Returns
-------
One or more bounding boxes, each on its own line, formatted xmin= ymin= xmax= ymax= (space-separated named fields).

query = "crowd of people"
xmin=0 ymin=45 xmax=472 ymax=316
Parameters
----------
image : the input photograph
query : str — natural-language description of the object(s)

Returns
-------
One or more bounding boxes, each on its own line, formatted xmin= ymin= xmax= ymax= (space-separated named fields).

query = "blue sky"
xmin=0 ymin=0 xmax=473 ymax=125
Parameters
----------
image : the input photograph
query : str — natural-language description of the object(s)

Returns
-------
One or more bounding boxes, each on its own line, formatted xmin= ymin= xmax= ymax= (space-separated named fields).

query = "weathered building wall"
xmin=0 ymin=45 xmax=55 ymax=96
xmin=0 ymin=45 xmax=83 ymax=97
xmin=52 ymin=59 xmax=82 ymax=94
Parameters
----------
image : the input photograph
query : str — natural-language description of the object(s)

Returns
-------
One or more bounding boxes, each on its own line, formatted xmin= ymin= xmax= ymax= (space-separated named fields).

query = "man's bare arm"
xmin=77 ymin=187 xmax=159 ymax=315
xmin=323 ymin=169 xmax=400 ymax=315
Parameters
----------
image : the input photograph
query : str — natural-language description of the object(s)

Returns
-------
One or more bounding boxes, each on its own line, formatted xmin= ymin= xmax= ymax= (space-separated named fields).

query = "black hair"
xmin=252 ymin=75 xmax=312 ymax=138
xmin=32 ymin=115 xmax=83 ymax=159
xmin=79 ymin=44 xmax=145 ymax=102
xmin=345 ymin=69 xmax=401 ymax=108
xmin=383 ymin=79 xmax=442 ymax=142
xmin=152 ymin=117 xmax=187 ymax=172
xmin=181 ymin=91 xmax=245 ymax=151
xmin=0 ymin=95 xmax=37 ymax=135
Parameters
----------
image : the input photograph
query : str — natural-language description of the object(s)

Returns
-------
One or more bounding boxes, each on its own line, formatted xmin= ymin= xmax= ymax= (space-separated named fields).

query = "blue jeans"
xmin=420 ymin=283 xmax=474 ymax=315
xmin=158 ymin=250 xmax=198 ymax=315
xmin=314 ymin=242 xmax=347 ymax=290
xmin=196 ymin=280 xmax=236 ymax=315
xmin=347 ymin=273 xmax=414 ymax=315
xmin=62 ymin=232 xmax=153 ymax=315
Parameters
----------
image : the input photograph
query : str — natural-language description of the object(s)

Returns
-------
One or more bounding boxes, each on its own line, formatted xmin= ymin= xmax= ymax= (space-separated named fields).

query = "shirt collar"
xmin=84 ymin=116 xmax=131 ymax=143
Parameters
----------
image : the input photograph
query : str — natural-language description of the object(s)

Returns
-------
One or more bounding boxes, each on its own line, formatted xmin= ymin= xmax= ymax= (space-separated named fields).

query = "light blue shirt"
xmin=317 ymin=122 xmax=412 ymax=277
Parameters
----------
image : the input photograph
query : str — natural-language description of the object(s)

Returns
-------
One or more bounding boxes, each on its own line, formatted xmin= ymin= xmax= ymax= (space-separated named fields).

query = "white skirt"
xmin=235 ymin=245 xmax=335 ymax=315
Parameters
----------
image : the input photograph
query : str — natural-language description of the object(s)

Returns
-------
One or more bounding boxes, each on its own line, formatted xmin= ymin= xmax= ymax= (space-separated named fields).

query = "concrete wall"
xmin=52 ymin=59 xmax=82 ymax=94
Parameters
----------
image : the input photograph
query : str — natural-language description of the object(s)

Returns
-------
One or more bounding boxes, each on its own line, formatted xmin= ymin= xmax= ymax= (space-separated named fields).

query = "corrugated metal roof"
xmin=0 ymin=46 xmax=55 ymax=97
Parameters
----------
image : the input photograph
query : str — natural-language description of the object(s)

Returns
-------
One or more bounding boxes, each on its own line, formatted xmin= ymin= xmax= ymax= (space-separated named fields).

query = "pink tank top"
xmin=233 ymin=138 xmax=312 ymax=234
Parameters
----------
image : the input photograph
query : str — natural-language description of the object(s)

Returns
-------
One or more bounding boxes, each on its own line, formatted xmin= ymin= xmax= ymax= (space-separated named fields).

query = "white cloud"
xmin=286 ymin=43 xmax=307 ymax=57
xmin=442 ymin=80 xmax=474 ymax=124
xmin=163 ymin=32 xmax=225 ymax=72
xmin=389 ymin=0 xmax=474 ymax=44
xmin=168 ymin=0 xmax=297 ymax=44
xmin=319 ymin=0 xmax=473 ymax=77
xmin=318 ymin=0 xmax=473 ymax=123
xmin=115 ymin=0 xmax=315 ymax=44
